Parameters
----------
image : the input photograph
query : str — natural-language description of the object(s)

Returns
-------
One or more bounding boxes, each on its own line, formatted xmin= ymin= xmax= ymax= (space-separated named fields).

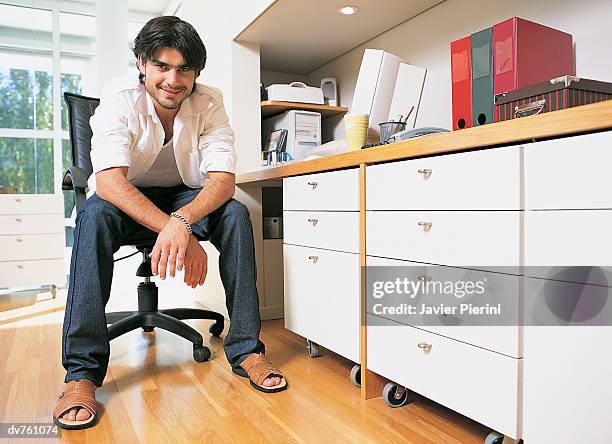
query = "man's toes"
xmin=262 ymin=376 xmax=282 ymax=387
xmin=63 ymin=408 xmax=77 ymax=421
xmin=75 ymin=408 xmax=91 ymax=421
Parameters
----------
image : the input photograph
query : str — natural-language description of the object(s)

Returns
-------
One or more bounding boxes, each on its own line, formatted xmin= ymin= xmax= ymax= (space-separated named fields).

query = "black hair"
xmin=133 ymin=16 xmax=207 ymax=84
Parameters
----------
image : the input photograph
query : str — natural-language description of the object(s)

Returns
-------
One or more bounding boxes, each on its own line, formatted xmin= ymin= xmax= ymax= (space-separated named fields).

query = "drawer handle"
xmin=15 ymin=218 xmax=22 ymax=222
xmin=418 ymin=342 xmax=432 ymax=353
xmin=16 ymin=265 xmax=24 ymax=269
xmin=307 ymin=181 xmax=318 ymax=190
xmin=308 ymin=255 xmax=319 ymax=264
xmin=16 ymin=238 xmax=23 ymax=243
xmin=417 ymin=168 xmax=432 ymax=178
xmin=418 ymin=275 xmax=432 ymax=282
xmin=307 ymin=218 xmax=318 ymax=226
xmin=417 ymin=221 xmax=432 ymax=231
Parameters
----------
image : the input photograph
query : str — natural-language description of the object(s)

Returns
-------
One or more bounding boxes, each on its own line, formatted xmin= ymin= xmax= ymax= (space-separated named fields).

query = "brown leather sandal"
xmin=52 ymin=379 xmax=98 ymax=430
xmin=233 ymin=353 xmax=288 ymax=393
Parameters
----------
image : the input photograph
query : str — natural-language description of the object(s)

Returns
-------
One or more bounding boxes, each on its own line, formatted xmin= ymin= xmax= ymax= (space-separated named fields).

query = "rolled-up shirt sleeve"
xmin=89 ymin=82 xmax=134 ymax=174
xmin=198 ymin=94 xmax=237 ymax=174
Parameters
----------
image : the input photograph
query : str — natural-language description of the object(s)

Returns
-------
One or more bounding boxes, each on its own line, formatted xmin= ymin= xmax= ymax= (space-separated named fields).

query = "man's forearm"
xmin=97 ymin=173 xmax=170 ymax=233
xmin=177 ymin=172 xmax=235 ymax=224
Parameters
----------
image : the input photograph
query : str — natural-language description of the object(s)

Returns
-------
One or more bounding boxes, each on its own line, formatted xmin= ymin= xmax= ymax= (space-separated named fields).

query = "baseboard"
xmin=259 ymin=305 xmax=284 ymax=320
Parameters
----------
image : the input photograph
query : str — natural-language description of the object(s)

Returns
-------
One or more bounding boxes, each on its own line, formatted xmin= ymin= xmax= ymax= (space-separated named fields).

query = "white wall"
xmin=306 ymin=0 xmax=612 ymax=136
xmin=95 ymin=0 xmax=128 ymax=95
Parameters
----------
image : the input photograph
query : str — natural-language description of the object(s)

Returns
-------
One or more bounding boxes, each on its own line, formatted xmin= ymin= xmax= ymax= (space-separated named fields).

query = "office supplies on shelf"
xmin=266 ymin=82 xmax=324 ymax=104
xmin=471 ymin=27 xmax=494 ymax=127
xmin=320 ymin=78 xmax=338 ymax=106
xmin=451 ymin=35 xmax=473 ymax=130
xmin=495 ymin=75 xmax=612 ymax=121
xmin=263 ymin=128 xmax=288 ymax=152
xmin=262 ymin=110 xmax=321 ymax=161
xmin=379 ymin=121 xmax=407 ymax=143
xmin=492 ymin=17 xmax=574 ymax=122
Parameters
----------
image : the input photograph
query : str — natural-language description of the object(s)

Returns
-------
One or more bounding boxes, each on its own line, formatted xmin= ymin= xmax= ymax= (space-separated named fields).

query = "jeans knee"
xmin=224 ymin=200 xmax=251 ymax=227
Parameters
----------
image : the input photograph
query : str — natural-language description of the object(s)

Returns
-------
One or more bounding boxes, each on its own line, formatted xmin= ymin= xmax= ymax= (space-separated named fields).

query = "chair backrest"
xmin=63 ymin=92 xmax=100 ymax=180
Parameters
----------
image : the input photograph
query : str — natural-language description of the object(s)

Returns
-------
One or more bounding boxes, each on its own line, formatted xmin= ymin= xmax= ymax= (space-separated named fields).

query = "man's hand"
xmin=183 ymin=234 xmax=208 ymax=288
xmin=150 ymin=216 xmax=191 ymax=279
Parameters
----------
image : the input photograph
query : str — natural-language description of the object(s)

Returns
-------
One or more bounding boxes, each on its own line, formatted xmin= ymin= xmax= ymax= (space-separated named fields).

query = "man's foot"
xmin=234 ymin=353 xmax=288 ymax=393
xmin=53 ymin=379 xmax=98 ymax=430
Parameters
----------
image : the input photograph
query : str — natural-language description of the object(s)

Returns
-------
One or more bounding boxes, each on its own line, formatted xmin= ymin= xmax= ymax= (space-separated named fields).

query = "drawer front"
xmin=0 ymin=194 xmax=64 ymax=215
xmin=367 ymin=256 xmax=521 ymax=357
xmin=525 ymin=131 xmax=612 ymax=210
xmin=367 ymin=146 xmax=521 ymax=210
xmin=283 ymin=211 xmax=359 ymax=253
xmin=0 ymin=214 xmax=64 ymax=235
xmin=367 ymin=211 xmax=521 ymax=267
xmin=283 ymin=168 xmax=359 ymax=211
xmin=0 ymin=234 xmax=64 ymax=261
xmin=283 ymin=244 xmax=360 ymax=362
xmin=525 ymin=210 xmax=612 ymax=286
xmin=0 ymin=259 xmax=65 ymax=288
xmin=368 ymin=315 xmax=520 ymax=439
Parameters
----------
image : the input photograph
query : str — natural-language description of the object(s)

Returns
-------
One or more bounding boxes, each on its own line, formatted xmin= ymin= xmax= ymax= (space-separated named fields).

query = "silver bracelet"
xmin=170 ymin=211 xmax=193 ymax=234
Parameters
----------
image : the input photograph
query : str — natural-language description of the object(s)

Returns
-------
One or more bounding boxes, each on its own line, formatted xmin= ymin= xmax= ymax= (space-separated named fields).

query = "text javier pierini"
xmin=371 ymin=303 xmax=502 ymax=316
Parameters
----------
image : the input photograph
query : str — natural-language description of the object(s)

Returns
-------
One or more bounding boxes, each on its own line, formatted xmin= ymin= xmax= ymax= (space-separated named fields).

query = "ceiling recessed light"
xmin=337 ymin=6 xmax=359 ymax=15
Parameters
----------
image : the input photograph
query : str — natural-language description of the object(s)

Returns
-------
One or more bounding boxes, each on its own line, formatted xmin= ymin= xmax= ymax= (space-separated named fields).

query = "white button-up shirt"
xmin=87 ymin=77 xmax=236 ymax=196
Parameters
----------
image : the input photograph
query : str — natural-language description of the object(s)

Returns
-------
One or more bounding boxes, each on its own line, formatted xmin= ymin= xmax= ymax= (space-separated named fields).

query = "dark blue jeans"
xmin=62 ymin=185 xmax=265 ymax=386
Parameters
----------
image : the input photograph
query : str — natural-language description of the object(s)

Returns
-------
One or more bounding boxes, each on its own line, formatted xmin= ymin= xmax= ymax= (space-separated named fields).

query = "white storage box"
xmin=266 ymin=82 xmax=324 ymax=104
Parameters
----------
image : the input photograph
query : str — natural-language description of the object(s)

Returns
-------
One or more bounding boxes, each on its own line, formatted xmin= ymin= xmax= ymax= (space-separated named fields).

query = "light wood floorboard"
xmin=0 ymin=288 xmax=489 ymax=443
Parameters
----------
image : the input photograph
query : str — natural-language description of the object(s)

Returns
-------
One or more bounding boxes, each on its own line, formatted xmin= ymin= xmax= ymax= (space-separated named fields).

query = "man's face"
xmin=138 ymin=47 xmax=198 ymax=111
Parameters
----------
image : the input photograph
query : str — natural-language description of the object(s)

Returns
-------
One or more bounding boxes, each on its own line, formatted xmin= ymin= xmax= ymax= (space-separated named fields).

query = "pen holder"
xmin=379 ymin=121 xmax=407 ymax=143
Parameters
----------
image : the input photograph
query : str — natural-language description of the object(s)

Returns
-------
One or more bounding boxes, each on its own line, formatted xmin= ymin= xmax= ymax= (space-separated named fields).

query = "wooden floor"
xmin=0 ymin=288 xmax=489 ymax=443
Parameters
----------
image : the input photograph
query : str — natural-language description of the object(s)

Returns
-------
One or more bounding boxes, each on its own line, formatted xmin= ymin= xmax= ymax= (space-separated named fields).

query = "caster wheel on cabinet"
xmin=350 ymin=364 xmax=361 ymax=387
xmin=382 ymin=382 xmax=410 ymax=408
xmin=193 ymin=345 xmax=211 ymax=362
xmin=209 ymin=321 xmax=224 ymax=337
xmin=306 ymin=339 xmax=321 ymax=358
xmin=484 ymin=431 xmax=505 ymax=444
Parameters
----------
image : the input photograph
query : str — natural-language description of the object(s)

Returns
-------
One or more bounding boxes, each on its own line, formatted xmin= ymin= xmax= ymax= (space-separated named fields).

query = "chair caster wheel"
xmin=142 ymin=326 xmax=154 ymax=332
xmin=306 ymin=339 xmax=320 ymax=358
xmin=350 ymin=364 xmax=361 ymax=387
xmin=193 ymin=345 xmax=211 ymax=362
xmin=484 ymin=431 xmax=504 ymax=444
xmin=209 ymin=321 xmax=224 ymax=337
xmin=383 ymin=382 xmax=410 ymax=408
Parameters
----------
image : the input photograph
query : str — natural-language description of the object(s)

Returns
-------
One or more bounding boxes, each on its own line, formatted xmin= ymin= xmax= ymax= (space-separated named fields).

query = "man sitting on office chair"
xmin=53 ymin=16 xmax=287 ymax=430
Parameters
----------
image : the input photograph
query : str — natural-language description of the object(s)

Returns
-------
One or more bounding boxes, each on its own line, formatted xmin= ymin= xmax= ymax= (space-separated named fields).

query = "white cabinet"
xmin=523 ymin=131 xmax=612 ymax=443
xmin=0 ymin=194 xmax=65 ymax=293
xmin=366 ymin=147 xmax=523 ymax=440
xmin=283 ymin=169 xmax=360 ymax=365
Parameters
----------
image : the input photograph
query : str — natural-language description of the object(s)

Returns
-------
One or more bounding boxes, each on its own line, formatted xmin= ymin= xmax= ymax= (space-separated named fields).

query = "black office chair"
xmin=62 ymin=92 xmax=224 ymax=362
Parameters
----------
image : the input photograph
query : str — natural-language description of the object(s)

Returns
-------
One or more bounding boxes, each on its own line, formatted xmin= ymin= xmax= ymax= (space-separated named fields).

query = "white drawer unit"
xmin=0 ymin=194 xmax=65 ymax=292
xmin=368 ymin=315 xmax=521 ymax=439
xmin=367 ymin=256 xmax=522 ymax=357
xmin=525 ymin=131 xmax=612 ymax=210
xmin=367 ymin=146 xmax=521 ymax=210
xmin=367 ymin=211 xmax=521 ymax=267
xmin=283 ymin=168 xmax=359 ymax=211
xmin=283 ymin=210 xmax=359 ymax=253
xmin=283 ymin=244 xmax=360 ymax=363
